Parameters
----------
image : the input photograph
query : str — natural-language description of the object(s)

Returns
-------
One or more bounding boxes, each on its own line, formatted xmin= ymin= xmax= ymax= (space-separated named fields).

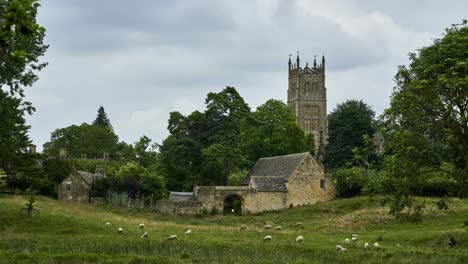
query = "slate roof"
xmin=76 ymin=170 xmax=104 ymax=184
xmin=250 ymin=176 xmax=288 ymax=192
xmin=241 ymin=152 xmax=309 ymax=186
xmin=169 ymin=191 xmax=193 ymax=201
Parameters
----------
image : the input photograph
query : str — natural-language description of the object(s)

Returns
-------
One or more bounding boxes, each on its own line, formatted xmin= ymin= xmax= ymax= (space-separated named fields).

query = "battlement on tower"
xmin=288 ymin=53 xmax=325 ymax=77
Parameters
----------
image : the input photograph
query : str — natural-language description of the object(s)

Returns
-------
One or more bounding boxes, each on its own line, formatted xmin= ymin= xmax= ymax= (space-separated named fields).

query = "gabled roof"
xmin=76 ymin=170 xmax=103 ymax=184
xmin=241 ymin=152 xmax=309 ymax=185
xmin=250 ymin=176 xmax=288 ymax=192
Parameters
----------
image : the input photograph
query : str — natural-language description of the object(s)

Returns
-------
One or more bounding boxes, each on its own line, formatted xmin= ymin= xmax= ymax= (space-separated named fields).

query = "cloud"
xmin=27 ymin=0 xmax=468 ymax=151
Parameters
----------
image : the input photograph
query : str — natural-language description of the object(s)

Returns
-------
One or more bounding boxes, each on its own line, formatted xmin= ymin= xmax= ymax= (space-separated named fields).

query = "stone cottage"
xmin=157 ymin=152 xmax=335 ymax=215
xmin=58 ymin=169 xmax=104 ymax=202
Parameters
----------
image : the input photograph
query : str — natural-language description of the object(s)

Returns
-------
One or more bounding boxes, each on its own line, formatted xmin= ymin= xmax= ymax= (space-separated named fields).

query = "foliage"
xmin=24 ymin=193 xmax=35 ymax=211
xmin=94 ymin=162 xmax=167 ymax=200
xmin=0 ymin=0 xmax=48 ymax=102
xmin=240 ymin=99 xmax=312 ymax=165
xmin=324 ymin=100 xmax=375 ymax=169
xmin=159 ymin=87 xmax=250 ymax=191
xmin=92 ymin=106 xmax=113 ymax=132
xmin=381 ymin=21 xmax=468 ymax=221
xmin=43 ymin=123 xmax=119 ymax=159
xmin=0 ymin=89 xmax=31 ymax=178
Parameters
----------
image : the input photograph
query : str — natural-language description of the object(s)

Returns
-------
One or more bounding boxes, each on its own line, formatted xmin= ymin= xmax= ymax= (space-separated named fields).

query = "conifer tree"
xmin=92 ymin=106 xmax=113 ymax=132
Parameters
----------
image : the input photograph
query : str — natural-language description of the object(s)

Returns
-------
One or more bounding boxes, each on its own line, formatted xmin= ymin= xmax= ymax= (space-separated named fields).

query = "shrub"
xmin=332 ymin=167 xmax=369 ymax=198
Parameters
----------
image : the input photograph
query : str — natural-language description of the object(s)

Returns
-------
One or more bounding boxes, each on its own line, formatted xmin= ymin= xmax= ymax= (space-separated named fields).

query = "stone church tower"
xmin=287 ymin=53 xmax=328 ymax=152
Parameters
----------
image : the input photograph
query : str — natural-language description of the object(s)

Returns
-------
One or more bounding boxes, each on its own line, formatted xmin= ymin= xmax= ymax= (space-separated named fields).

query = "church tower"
xmin=287 ymin=52 xmax=328 ymax=152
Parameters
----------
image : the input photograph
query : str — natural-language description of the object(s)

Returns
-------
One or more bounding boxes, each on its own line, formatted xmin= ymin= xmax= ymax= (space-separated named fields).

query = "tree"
xmin=133 ymin=135 xmax=158 ymax=168
xmin=43 ymin=123 xmax=119 ymax=159
xmin=0 ymin=0 xmax=47 ymax=183
xmin=1 ymin=0 xmax=48 ymax=101
xmin=205 ymin=86 xmax=250 ymax=146
xmin=240 ymin=99 xmax=311 ymax=164
xmin=92 ymin=106 xmax=113 ymax=132
xmin=0 ymin=90 xmax=30 ymax=177
xmin=323 ymin=100 xmax=375 ymax=169
xmin=380 ymin=21 xmax=468 ymax=221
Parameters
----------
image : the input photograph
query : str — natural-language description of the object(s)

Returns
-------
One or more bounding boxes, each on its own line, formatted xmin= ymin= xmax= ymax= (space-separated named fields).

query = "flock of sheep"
xmin=104 ymin=221 xmax=381 ymax=252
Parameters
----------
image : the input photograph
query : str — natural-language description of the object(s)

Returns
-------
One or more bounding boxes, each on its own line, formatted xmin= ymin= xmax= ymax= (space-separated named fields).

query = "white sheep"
xmin=264 ymin=235 xmax=272 ymax=242
xmin=344 ymin=238 xmax=350 ymax=244
xmin=105 ymin=222 xmax=111 ymax=227
xmin=264 ymin=224 xmax=272 ymax=229
xmin=240 ymin=225 xmax=247 ymax=231
xmin=117 ymin=227 xmax=123 ymax=234
xmin=139 ymin=223 xmax=145 ymax=229
xmin=336 ymin=245 xmax=347 ymax=252
xmin=184 ymin=229 xmax=192 ymax=235
xmin=275 ymin=226 xmax=282 ymax=231
xmin=296 ymin=236 xmax=304 ymax=243
xmin=364 ymin=242 xmax=369 ymax=248
xmin=352 ymin=236 xmax=357 ymax=242
xmin=167 ymin=235 xmax=178 ymax=240
xmin=141 ymin=232 xmax=148 ymax=239
xmin=296 ymin=222 xmax=303 ymax=228
xmin=373 ymin=242 xmax=380 ymax=248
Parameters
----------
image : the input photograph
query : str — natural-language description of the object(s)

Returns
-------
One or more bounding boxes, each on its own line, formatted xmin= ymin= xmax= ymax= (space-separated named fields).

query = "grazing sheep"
xmin=240 ymin=225 xmax=247 ymax=231
xmin=141 ymin=232 xmax=148 ymax=239
xmin=264 ymin=235 xmax=272 ymax=242
xmin=336 ymin=245 xmax=347 ymax=252
xmin=167 ymin=235 xmax=178 ymax=240
xmin=344 ymin=238 xmax=350 ymax=244
xmin=296 ymin=236 xmax=304 ymax=243
xmin=275 ymin=226 xmax=282 ymax=231
xmin=117 ymin=227 xmax=123 ymax=234
xmin=139 ymin=223 xmax=145 ymax=229
xmin=185 ymin=230 xmax=192 ymax=235
xmin=364 ymin=242 xmax=369 ymax=248
xmin=296 ymin=222 xmax=303 ymax=228
xmin=352 ymin=236 xmax=357 ymax=242
xmin=264 ymin=224 xmax=272 ymax=229
xmin=373 ymin=242 xmax=380 ymax=248
xmin=231 ymin=209 xmax=235 ymax=213
xmin=105 ymin=222 xmax=111 ymax=227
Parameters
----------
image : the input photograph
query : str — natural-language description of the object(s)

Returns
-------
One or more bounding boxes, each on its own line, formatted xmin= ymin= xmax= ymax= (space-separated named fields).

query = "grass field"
xmin=0 ymin=195 xmax=467 ymax=263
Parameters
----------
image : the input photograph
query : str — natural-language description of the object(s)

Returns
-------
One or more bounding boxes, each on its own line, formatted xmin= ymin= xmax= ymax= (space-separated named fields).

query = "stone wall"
xmin=58 ymin=171 xmax=91 ymax=202
xmin=286 ymin=155 xmax=334 ymax=207
xmin=155 ymin=200 xmax=204 ymax=215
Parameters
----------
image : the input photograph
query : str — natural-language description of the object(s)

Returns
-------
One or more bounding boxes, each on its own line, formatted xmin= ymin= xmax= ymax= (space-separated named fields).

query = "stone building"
xmin=287 ymin=53 xmax=328 ymax=151
xmin=156 ymin=152 xmax=335 ymax=215
xmin=58 ymin=170 xmax=104 ymax=202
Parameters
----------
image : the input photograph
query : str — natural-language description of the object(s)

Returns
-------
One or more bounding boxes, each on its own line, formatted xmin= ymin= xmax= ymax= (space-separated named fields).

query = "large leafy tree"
xmin=92 ymin=106 xmax=113 ymax=132
xmin=0 ymin=0 xmax=47 ymax=180
xmin=240 ymin=99 xmax=312 ymax=164
xmin=43 ymin=123 xmax=119 ymax=159
xmin=159 ymin=87 xmax=250 ymax=190
xmin=323 ymin=99 xmax=375 ymax=169
xmin=380 ymin=21 xmax=468 ymax=220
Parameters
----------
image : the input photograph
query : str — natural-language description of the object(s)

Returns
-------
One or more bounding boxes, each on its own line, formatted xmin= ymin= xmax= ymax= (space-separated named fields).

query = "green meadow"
xmin=0 ymin=195 xmax=466 ymax=263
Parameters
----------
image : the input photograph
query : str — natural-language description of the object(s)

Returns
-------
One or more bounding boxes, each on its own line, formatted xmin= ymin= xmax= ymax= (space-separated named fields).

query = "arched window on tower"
xmin=305 ymin=82 xmax=310 ymax=98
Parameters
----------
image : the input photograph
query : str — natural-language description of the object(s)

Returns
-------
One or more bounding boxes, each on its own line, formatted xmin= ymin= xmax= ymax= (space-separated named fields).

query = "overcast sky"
xmin=26 ymin=0 xmax=467 ymax=151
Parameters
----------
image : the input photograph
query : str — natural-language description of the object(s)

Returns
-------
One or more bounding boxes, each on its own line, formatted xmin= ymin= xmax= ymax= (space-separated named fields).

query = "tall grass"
xmin=105 ymin=190 xmax=156 ymax=211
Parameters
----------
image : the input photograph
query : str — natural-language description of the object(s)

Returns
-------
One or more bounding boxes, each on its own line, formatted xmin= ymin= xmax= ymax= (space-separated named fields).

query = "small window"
xmin=320 ymin=179 xmax=325 ymax=189
xmin=66 ymin=181 xmax=71 ymax=191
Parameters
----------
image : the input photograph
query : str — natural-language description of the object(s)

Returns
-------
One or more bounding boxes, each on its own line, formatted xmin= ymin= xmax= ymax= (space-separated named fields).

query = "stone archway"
xmin=223 ymin=194 xmax=243 ymax=215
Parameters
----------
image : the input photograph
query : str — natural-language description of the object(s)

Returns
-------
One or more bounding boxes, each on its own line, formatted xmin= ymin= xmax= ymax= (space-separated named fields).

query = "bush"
xmin=332 ymin=167 xmax=369 ymax=198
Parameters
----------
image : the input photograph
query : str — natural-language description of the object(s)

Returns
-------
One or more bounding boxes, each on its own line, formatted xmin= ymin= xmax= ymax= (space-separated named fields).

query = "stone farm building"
xmin=157 ymin=152 xmax=335 ymax=215
xmin=58 ymin=170 xmax=104 ymax=202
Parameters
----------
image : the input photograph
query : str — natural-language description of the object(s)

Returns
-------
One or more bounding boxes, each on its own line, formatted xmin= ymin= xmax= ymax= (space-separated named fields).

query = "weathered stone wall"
xmin=155 ymin=200 xmax=204 ymax=215
xmin=58 ymin=171 xmax=90 ymax=202
xmin=287 ymin=155 xmax=334 ymax=207
xmin=251 ymin=191 xmax=288 ymax=213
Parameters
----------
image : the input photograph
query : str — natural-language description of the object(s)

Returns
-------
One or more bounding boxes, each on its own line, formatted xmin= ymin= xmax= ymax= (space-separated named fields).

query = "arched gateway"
xmin=223 ymin=194 xmax=243 ymax=215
